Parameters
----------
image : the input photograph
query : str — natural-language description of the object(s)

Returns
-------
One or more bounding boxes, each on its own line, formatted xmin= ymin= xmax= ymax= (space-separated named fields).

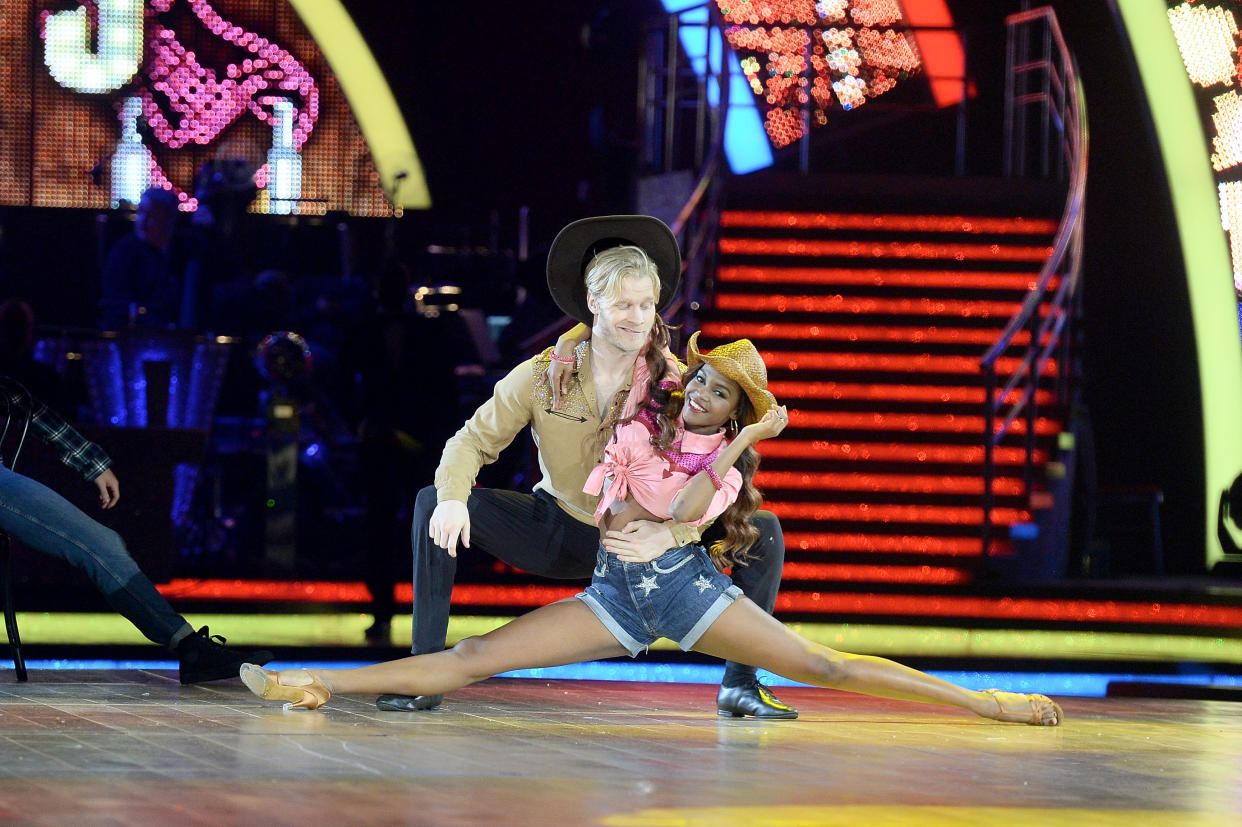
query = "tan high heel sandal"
xmin=240 ymin=663 xmax=331 ymax=710
xmin=981 ymin=689 xmax=1063 ymax=726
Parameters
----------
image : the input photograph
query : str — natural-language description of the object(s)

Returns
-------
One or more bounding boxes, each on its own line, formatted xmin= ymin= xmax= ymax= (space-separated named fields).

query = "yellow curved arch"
xmin=1115 ymin=0 xmax=1242 ymax=569
xmin=287 ymin=0 xmax=430 ymax=209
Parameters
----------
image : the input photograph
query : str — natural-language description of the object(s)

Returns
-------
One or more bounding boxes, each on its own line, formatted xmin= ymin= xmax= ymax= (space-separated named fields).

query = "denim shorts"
xmin=576 ymin=542 xmax=742 ymax=657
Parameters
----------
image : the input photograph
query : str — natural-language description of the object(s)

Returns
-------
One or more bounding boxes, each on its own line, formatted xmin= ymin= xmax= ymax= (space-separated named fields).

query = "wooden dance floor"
xmin=1 ymin=671 xmax=1239 ymax=825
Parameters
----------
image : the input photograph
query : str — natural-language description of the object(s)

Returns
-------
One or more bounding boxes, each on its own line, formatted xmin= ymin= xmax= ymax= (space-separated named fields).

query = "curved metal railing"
xmin=981 ymin=6 xmax=1088 ymax=554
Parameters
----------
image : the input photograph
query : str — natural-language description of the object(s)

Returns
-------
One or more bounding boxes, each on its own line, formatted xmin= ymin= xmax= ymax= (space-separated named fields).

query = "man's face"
xmin=587 ymin=274 xmax=657 ymax=355
xmin=135 ymin=196 xmax=177 ymax=249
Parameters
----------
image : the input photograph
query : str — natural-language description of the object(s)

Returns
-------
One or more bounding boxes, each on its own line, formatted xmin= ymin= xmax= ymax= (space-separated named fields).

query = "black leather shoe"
xmin=177 ymin=626 xmax=273 ymax=685
xmin=716 ymin=682 xmax=798 ymax=719
xmin=376 ymin=693 xmax=443 ymax=711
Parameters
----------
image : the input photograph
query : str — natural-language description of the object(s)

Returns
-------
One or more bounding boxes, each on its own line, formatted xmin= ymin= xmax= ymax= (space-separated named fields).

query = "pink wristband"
xmin=706 ymin=467 xmax=724 ymax=490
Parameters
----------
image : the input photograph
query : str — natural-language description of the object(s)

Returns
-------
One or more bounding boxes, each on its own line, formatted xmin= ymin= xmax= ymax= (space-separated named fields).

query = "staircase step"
xmin=786 ymin=410 xmax=1060 ymax=436
xmin=762 ymin=380 xmax=1055 ymax=407
xmin=783 ymin=532 xmax=991 ymax=556
xmin=704 ymin=201 xmax=1062 ymax=594
xmin=719 ymin=237 xmax=1052 ymax=263
xmin=761 ymin=350 xmax=1056 ymax=377
xmin=755 ymin=471 xmax=1024 ymax=497
xmin=717 ymin=266 xmax=1051 ymax=292
xmin=721 ymin=211 xmax=1059 ymax=235
xmin=715 ymin=293 xmax=1039 ymax=319
xmin=769 ymin=501 xmax=1029 ymax=525
xmin=780 ymin=561 xmax=975 ymax=585
xmin=701 ymin=320 xmax=1030 ymax=347
xmin=758 ymin=440 xmax=1046 ymax=465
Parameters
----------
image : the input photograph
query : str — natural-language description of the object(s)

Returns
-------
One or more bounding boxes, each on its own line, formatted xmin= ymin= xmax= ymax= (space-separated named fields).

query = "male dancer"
xmin=382 ymin=215 xmax=794 ymax=717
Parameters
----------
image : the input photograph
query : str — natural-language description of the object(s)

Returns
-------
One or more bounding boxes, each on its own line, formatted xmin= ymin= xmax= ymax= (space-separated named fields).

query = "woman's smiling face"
xmin=682 ymin=364 xmax=741 ymax=433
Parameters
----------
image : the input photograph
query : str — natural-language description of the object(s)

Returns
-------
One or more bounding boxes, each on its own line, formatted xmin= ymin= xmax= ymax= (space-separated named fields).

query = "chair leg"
xmin=1 ymin=534 xmax=27 ymax=681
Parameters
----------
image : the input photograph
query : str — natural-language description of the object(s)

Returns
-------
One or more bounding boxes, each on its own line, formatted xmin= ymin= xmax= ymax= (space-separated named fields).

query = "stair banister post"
xmin=1025 ymin=288 xmax=1042 ymax=498
xmin=663 ymin=13 xmax=678 ymax=174
xmin=983 ymin=368 xmax=998 ymax=558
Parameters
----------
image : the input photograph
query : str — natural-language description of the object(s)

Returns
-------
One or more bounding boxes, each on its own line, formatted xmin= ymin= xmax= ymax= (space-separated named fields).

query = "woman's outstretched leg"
xmin=242 ymin=599 xmax=628 ymax=708
xmin=692 ymin=597 xmax=1060 ymax=725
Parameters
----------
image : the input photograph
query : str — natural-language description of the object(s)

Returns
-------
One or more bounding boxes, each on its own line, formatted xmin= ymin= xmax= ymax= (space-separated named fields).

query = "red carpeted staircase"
xmin=699 ymin=208 xmax=1065 ymax=591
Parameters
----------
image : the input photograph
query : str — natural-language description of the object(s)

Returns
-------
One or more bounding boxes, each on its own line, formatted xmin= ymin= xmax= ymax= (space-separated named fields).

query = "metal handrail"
xmin=982 ymin=7 xmax=1088 ymax=555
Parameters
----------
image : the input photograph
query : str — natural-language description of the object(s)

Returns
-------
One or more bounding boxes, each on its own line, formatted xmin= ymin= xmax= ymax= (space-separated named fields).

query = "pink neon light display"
xmin=37 ymin=0 xmax=319 ymax=210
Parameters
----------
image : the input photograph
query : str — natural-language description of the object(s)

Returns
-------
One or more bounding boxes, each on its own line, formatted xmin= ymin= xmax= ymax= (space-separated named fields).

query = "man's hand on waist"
xmin=603 ymin=520 xmax=678 ymax=563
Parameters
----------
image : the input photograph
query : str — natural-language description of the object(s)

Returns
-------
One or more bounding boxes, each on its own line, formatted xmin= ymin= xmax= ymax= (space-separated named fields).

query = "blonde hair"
xmin=584 ymin=245 xmax=660 ymax=308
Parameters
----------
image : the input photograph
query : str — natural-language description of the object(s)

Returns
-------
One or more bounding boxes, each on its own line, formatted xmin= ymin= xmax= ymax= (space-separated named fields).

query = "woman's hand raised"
xmin=741 ymin=405 xmax=789 ymax=443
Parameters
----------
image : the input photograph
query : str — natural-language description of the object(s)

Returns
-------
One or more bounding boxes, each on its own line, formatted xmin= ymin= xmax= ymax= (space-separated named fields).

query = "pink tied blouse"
xmin=583 ymin=419 xmax=743 ymax=526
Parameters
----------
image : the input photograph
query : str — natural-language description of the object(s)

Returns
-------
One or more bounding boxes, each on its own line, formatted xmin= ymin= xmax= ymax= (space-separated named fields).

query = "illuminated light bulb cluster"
xmin=12 ymin=0 xmax=393 ymax=216
xmin=718 ymin=0 xmax=819 ymax=27
xmin=1167 ymin=1 xmax=1239 ymax=88
xmin=848 ymin=0 xmax=903 ymax=29
xmin=821 ymin=26 xmax=854 ymax=50
xmin=815 ymin=0 xmax=848 ymax=22
xmin=833 ymin=74 xmax=867 ymax=110
xmin=765 ymin=105 xmax=808 ymax=146
xmin=826 ymin=45 xmax=861 ymax=74
xmin=1210 ymin=90 xmax=1242 ymax=171
xmin=41 ymin=0 xmax=145 ymax=94
xmin=717 ymin=1 xmax=921 ymax=148
xmin=138 ymin=0 xmax=320 ymax=215
xmin=1218 ymin=181 xmax=1242 ymax=291
xmin=855 ymin=28 xmax=920 ymax=73
xmin=725 ymin=26 xmax=811 ymax=54
xmin=740 ymin=56 xmax=765 ymax=94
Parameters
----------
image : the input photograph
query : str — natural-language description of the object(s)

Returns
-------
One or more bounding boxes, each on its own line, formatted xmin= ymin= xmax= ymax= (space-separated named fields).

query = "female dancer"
xmin=240 ymin=332 xmax=1062 ymax=726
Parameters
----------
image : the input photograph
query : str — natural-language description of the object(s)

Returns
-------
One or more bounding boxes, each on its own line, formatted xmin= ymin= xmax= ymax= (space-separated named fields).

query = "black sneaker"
xmin=177 ymin=626 xmax=274 ymax=685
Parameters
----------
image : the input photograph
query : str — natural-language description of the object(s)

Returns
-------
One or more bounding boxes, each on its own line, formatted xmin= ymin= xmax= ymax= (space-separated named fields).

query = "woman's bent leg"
xmin=692 ymin=597 xmax=1059 ymax=724
xmin=303 ymin=599 xmax=628 ymax=698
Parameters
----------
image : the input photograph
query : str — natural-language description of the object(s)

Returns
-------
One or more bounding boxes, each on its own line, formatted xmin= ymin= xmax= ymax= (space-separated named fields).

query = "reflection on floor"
xmin=1 ymin=671 xmax=1239 ymax=824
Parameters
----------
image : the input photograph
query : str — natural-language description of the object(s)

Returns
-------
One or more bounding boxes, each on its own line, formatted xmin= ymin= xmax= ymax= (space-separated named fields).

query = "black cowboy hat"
xmin=546 ymin=215 xmax=681 ymax=324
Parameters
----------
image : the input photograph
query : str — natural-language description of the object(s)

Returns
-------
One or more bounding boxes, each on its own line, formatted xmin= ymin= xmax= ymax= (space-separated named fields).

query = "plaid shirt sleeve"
xmin=2 ymin=387 xmax=113 ymax=481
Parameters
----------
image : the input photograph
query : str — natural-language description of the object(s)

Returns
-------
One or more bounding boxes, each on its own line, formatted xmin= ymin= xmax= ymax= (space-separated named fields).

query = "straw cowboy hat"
xmin=546 ymin=215 xmax=681 ymax=324
xmin=685 ymin=331 xmax=777 ymax=422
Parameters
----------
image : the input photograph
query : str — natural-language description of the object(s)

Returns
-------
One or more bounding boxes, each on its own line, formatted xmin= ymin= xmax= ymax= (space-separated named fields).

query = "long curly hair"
xmin=681 ymin=363 xmax=762 ymax=570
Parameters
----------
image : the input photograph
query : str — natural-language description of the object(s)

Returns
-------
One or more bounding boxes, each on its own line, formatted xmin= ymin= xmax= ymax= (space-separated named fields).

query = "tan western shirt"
xmin=434 ymin=341 xmax=701 ymax=545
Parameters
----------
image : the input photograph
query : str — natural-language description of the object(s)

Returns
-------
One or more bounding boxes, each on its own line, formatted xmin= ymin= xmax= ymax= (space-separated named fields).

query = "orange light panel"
xmin=761 ymin=381 xmax=1055 ymax=406
xmin=720 ymin=211 xmax=1057 ymax=234
xmin=786 ymin=409 xmax=1060 ymax=436
xmin=701 ymin=320 xmax=1029 ymax=346
xmin=759 ymin=349 xmax=1058 ymax=377
xmin=772 ymin=592 xmax=1242 ymax=628
xmin=767 ymin=501 xmax=1029 ymax=525
xmin=756 ymin=441 xmax=1045 ymax=464
xmin=715 ymin=265 xmax=1050 ymax=291
xmin=782 ymin=532 xmax=985 ymax=555
xmin=714 ymin=293 xmax=1039 ymax=319
xmin=755 ymin=470 xmax=1024 ymax=496
xmin=719 ymin=238 xmax=1053 ymax=262
xmin=781 ymin=562 xmax=971 ymax=585
xmin=152 ymin=580 xmax=1242 ymax=626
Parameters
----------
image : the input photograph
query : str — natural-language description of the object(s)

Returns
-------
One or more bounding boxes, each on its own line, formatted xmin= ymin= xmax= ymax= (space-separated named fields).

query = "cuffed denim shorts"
xmin=576 ymin=542 xmax=742 ymax=657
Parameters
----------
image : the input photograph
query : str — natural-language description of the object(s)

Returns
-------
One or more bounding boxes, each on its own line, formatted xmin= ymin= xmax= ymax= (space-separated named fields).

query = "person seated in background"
xmin=100 ymin=187 xmax=183 ymax=330
xmin=0 ymin=299 xmax=69 ymax=413
xmin=0 ymin=377 xmax=273 ymax=683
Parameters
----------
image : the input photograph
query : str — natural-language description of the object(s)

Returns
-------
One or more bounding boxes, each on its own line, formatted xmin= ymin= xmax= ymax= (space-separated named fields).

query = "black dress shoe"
xmin=376 ymin=693 xmax=443 ymax=711
xmin=716 ymin=682 xmax=798 ymax=719
xmin=177 ymin=626 xmax=274 ymax=685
